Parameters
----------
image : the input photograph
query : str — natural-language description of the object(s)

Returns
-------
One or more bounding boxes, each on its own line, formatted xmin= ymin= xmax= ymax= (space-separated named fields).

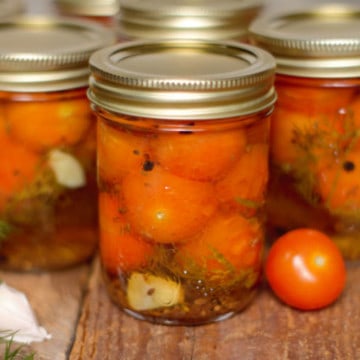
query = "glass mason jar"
xmin=88 ymin=40 xmax=276 ymax=325
xmin=0 ymin=16 xmax=115 ymax=271
xmin=117 ymin=0 xmax=263 ymax=42
xmin=250 ymin=5 xmax=360 ymax=259
xmin=54 ymin=0 xmax=120 ymax=29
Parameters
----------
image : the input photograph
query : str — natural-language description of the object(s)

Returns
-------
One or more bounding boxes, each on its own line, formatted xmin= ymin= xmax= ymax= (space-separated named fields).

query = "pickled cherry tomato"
xmin=177 ymin=213 xmax=263 ymax=277
xmin=316 ymin=150 xmax=360 ymax=215
xmin=99 ymin=189 xmax=124 ymax=229
xmin=0 ymin=135 xmax=41 ymax=208
xmin=97 ymin=121 xmax=149 ymax=180
xmin=270 ymin=107 xmax=343 ymax=167
xmin=270 ymin=107 xmax=310 ymax=166
xmin=215 ymin=144 xmax=268 ymax=217
xmin=6 ymin=98 xmax=91 ymax=151
xmin=151 ymin=129 xmax=246 ymax=181
xmin=275 ymin=80 xmax=356 ymax=112
xmin=99 ymin=191 xmax=154 ymax=272
xmin=122 ymin=164 xmax=217 ymax=244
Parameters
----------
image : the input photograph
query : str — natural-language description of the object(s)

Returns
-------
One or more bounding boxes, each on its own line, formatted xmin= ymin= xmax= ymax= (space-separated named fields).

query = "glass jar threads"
xmin=117 ymin=0 xmax=263 ymax=42
xmin=0 ymin=17 xmax=115 ymax=271
xmin=250 ymin=5 xmax=360 ymax=259
xmin=88 ymin=40 xmax=276 ymax=325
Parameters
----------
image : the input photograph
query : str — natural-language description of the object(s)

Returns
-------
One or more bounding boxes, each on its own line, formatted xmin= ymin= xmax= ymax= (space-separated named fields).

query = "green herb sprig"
xmin=0 ymin=332 xmax=35 ymax=360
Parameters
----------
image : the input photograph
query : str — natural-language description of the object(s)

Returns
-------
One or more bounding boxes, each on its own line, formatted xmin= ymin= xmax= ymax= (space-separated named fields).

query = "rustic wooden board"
xmin=0 ymin=264 xmax=90 ymax=360
xmin=70 ymin=260 xmax=360 ymax=360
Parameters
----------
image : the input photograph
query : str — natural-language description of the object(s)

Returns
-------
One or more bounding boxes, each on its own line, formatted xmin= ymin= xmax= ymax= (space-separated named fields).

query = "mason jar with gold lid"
xmin=54 ymin=0 xmax=120 ymax=28
xmin=0 ymin=16 xmax=115 ymax=271
xmin=117 ymin=0 xmax=263 ymax=42
xmin=88 ymin=40 xmax=276 ymax=325
xmin=250 ymin=4 xmax=360 ymax=259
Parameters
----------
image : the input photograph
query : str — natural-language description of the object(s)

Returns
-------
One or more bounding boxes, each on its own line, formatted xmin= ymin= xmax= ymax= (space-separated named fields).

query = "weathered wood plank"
xmin=70 ymin=260 xmax=360 ymax=360
xmin=0 ymin=264 xmax=90 ymax=360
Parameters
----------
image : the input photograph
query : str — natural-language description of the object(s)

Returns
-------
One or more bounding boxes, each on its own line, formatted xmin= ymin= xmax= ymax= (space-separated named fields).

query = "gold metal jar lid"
xmin=55 ymin=0 xmax=120 ymax=17
xmin=249 ymin=4 xmax=360 ymax=78
xmin=118 ymin=0 xmax=263 ymax=41
xmin=0 ymin=16 xmax=116 ymax=92
xmin=0 ymin=0 xmax=24 ymax=19
xmin=88 ymin=40 xmax=276 ymax=120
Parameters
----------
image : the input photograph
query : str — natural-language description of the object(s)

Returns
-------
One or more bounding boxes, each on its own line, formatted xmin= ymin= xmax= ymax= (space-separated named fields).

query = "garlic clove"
xmin=48 ymin=149 xmax=86 ymax=189
xmin=0 ymin=282 xmax=51 ymax=344
xmin=127 ymin=272 xmax=184 ymax=311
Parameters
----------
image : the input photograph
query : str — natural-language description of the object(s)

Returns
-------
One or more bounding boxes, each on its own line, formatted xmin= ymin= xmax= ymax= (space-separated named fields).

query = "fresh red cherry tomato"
xmin=265 ymin=228 xmax=346 ymax=310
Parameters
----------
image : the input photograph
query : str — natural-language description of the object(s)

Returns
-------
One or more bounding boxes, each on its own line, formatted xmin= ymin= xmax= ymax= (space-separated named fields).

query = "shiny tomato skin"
xmin=265 ymin=228 xmax=346 ymax=310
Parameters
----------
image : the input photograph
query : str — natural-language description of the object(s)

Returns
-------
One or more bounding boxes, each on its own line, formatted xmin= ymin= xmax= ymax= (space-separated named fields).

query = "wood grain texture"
xmin=0 ymin=265 xmax=90 ymax=360
xmin=70 ymin=260 xmax=360 ymax=360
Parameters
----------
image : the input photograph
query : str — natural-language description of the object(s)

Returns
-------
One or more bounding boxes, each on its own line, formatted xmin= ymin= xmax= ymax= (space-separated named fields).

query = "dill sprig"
xmin=0 ymin=332 xmax=35 ymax=360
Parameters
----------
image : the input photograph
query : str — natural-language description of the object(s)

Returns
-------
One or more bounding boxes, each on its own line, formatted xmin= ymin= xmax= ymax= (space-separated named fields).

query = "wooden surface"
xmin=2 ymin=1 xmax=359 ymax=359
xmin=0 ymin=265 xmax=90 ymax=360
xmin=1 ymin=258 xmax=359 ymax=360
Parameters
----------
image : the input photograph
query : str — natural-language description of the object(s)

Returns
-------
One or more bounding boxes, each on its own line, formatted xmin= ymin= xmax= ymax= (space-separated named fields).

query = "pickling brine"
xmin=97 ymin=113 xmax=270 ymax=324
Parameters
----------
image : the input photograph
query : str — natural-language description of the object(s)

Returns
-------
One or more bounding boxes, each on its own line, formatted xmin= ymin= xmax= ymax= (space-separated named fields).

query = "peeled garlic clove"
xmin=0 ymin=282 xmax=52 ymax=344
xmin=127 ymin=272 xmax=184 ymax=311
xmin=48 ymin=149 xmax=86 ymax=189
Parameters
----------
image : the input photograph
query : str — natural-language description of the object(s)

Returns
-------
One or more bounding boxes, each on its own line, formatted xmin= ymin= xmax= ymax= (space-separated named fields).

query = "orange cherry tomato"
xmin=275 ymin=78 xmax=356 ymax=113
xmin=122 ymin=164 xmax=217 ymax=244
xmin=151 ymin=129 xmax=246 ymax=181
xmin=97 ymin=121 xmax=150 ymax=181
xmin=270 ymin=106 xmax=343 ymax=167
xmin=265 ymin=228 xmax=346 ymax=310
xmin=0 ymin=134 xmax=41 ymax=209
xmin=315 ymin=150 xmax=360 ymax=217
xmin=215 ymin=144 xmax=268 ymax=217
xmin=176 ymin=213 xmax=263 ymax=278
xmin=270 ymin=107 xmax=310 ymax=166
xmin=99 ymin=191 xmax=154 ymax=273
xmin=6 ymin=98 xmax=91 ymax=152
